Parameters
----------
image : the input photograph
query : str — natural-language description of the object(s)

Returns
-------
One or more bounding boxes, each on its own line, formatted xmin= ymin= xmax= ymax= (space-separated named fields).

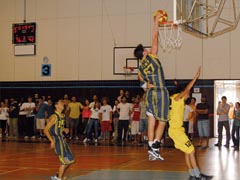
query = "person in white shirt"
xmin=117 ymin=96 xmax=132 ymax=145
xmin=20 ymin=97 xmax=36 ymax=139
xmin=84 ymin=102 xmax=101 ymax=143
xmin=0 ymin=102 xmax=9 ymax=140
xmin=183 ymin=98 xmax=194 ymax=137
xmin=99 ymin=97 xmax=112 ymax=142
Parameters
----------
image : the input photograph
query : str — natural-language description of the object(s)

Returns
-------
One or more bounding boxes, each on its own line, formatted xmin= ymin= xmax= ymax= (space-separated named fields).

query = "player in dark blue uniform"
xmin=44 ymin=100 xmax=75 ymax=180
xmin=134 ymin=13 xmax=169 ymax=161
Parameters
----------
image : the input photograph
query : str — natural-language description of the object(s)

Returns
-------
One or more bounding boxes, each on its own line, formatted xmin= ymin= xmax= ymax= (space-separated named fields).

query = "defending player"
xmin=134 ymin=13 xmax=169 ymax=160
xmin=44 ymin=100 xmax=75 ymax=180
xmin=169 ymin=67 xmax=212 ymax=180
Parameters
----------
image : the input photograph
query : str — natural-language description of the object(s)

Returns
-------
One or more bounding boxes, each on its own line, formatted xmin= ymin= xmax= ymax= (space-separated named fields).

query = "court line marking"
xmin=0 ymin=168 xmax=26 ymax=175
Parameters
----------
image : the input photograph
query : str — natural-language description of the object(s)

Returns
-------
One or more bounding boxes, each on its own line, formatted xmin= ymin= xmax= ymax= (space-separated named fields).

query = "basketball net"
xmin=123 ymin=66 xmax=134 ymax=76
xmin=158 ymin=22 xmax=182 ymax=53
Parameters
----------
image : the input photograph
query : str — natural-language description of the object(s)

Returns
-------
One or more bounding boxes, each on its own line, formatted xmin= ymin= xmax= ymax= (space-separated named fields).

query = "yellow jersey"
xmin=169 ymin=94 xmax=185 ymax=129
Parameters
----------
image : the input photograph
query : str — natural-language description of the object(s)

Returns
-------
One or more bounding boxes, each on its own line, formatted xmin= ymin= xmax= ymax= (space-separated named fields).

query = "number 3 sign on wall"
xmin=41 ymin=64 xmax=51 ymax=76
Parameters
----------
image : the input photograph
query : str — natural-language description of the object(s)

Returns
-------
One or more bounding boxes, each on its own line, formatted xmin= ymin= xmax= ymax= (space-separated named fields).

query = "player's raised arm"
xmin=175 ymin=66 xmax=201 ymax=100
xmin=150 ymin=13 xmax=161 ymax=56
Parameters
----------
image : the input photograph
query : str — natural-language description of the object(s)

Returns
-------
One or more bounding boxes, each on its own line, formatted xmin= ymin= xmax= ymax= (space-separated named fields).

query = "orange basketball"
xmin=153 ymin=10 xmax=168 ymax=25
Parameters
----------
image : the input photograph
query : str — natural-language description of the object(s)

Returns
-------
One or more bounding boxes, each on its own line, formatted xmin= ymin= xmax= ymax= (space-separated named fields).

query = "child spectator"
xmin=131 ymin=98 xmax=141 ymax=144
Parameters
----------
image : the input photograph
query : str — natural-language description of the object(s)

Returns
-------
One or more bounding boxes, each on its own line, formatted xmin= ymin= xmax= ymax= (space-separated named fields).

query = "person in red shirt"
xmin=131 ymin=98 xmax=141 ymax=144
xmin=82 ymin=99 xmax=91 ymax=134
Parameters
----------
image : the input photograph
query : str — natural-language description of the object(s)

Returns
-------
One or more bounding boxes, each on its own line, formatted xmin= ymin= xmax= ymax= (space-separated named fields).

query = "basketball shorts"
xmin=168 ymin=127 xmax=195 ymax=154
xmin=146 ymin=87 xmax=169 ymax=122
xmin=54 ymin=136 xmax=75 ymax=165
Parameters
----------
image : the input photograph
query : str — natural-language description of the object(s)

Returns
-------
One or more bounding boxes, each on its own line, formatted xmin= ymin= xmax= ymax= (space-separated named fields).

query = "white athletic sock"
xmin=193 ymin=167 xmax=201 ymax=177
xmin=148 ymin=141 xmax=154 ymax=147
xmin=154 ymin=139 xmax=160 ymax=143
xmin=189 ymin=169 xmax=195 ymax=176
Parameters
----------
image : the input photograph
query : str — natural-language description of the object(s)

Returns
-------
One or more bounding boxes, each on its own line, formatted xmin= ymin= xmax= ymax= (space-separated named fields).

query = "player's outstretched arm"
xmin=175 ymin=66 xmax=201 ymax=100
xmin=150 ymin=13 xmax=161 ymax=56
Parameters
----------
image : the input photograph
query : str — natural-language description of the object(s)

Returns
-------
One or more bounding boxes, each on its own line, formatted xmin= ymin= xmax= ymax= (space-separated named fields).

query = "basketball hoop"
xmin=158 ymin=21 xmax=182 ymax=52
xmin=123 ymin=66 xmax=134 ymax=75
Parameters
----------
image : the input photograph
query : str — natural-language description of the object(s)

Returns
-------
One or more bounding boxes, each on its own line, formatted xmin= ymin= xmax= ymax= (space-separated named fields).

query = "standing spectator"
xmin=99 ymin=97 xmax=112 ymax=142
xmin=0 ymin=102 xmax=9 ymax=140
xmin=36 ymin=98 xmax=48 ymax=138
xmin=215 ymin=96 xmax=230 ymax=148
xmin=34 ymin=93 xmax=40 ymax=103
xmin=46 ymin=99 xmax=54 ymax=124
xmin=18 ymin=98 xmax=25 ymax=137
xmin=89 ymin=95 xmax=98 ymax=109
xmin=125 ymin=90 xmax=131 ymax=103
xmin=131 ymin=98 xmax=141 ymax=144
xmin=117 ymin=90 xmax=124 ymax=102
xmin=139 ymin=94 xmax=148 ymax=143
xmin=41 ymin=95 xmax=48 ymax=104
xmin=67 ymin=96 xmax=83 ymax=140
xmin=4 ymin=98 xmax=9 ymax=107
xmin=231 ymin=102 xmax=240 ymax=150
xmin=228 ymin=102 xmax=234 ymax=131
xmin=82 ymin=99 xmax=91 ymax=135
xmin=188 ymin=97 xmax=196 ymax=141
xmin=63 ymin=94 xmax=70 ymax=129
xmin=196 ymin=96 xmax=210 ymax=148
xmin=183 ymin=98 xmax=193 ymax=137
xmin=21 ymin=97 xmax=36 ymax=139
xmin=9 ymin=98 xmax=19 ymax=138
xmin=112 ymin=100 xmax=120 ymax=142
xmin=117 ymin=96 xmax=132 ymax=145
xmin=85 ymin=101 xmax=101 ymax=143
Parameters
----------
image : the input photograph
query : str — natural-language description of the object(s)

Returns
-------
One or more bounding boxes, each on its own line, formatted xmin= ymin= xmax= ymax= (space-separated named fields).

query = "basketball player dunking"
xmin=134 ymin=13 xmax=169 ymax=161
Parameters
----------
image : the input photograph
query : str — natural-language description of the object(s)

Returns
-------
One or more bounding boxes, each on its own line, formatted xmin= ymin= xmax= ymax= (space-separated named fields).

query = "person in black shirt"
xmin=9 ymin=98 xmax=19 ymax=138
xmin=196 ymin=97 xmax=210 ymax=148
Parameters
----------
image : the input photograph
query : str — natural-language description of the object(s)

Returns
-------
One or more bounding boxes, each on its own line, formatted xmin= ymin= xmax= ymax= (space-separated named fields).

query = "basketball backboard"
xmin=113 ymin=47 xmax=150 ymax=75
xmin=174 ymin=0 xmax=240 ymax=38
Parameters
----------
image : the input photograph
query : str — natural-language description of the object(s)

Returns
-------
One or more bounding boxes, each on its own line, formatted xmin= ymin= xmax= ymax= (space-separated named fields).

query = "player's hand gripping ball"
xmin=153 ymin=10 xmax=168 ymax=26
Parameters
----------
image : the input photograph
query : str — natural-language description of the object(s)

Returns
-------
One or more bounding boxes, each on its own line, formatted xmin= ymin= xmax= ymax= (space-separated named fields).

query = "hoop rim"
xmin=123 ymin=66 xmax=134 ymax=70
xmin=159 ymin=21 xmax=179 ymax=28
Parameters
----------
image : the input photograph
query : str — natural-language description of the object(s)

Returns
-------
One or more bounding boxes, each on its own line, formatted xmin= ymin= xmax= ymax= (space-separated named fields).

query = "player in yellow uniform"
xmin=134 ymin=13 xmax=169 ymax=161
xmin=169 ymin=67 xmax=212 ymax=180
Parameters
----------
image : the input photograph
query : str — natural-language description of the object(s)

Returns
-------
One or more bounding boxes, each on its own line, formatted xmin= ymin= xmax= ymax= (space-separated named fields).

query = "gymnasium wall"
xmin=0 ymin=0 xmax=239 ymax=82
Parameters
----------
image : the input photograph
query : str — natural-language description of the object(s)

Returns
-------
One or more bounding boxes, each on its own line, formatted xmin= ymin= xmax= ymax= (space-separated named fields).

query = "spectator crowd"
xmin=0 ymin=90 xmax=239 ymax=151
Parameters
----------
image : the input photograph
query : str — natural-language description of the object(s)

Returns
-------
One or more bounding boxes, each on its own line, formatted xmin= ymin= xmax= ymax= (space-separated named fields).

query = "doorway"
xmin=214 ymin=80 xmax=240 ymax=137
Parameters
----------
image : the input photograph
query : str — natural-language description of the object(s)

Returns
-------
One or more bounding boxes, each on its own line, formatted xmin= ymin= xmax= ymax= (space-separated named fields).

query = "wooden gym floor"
xmin=0 ymin=138 xmax=239 ymax=180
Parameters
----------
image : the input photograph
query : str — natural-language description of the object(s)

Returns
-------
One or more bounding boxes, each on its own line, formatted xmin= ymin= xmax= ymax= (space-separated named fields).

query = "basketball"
xmin=153 ymin=10 xmax=168 ymax=25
